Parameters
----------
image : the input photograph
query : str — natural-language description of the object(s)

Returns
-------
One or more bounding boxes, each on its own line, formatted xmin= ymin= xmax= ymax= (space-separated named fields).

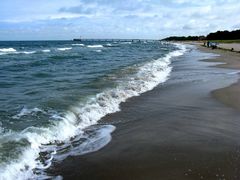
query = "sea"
xmin=0 ymin=40 xmax=186 ymax=179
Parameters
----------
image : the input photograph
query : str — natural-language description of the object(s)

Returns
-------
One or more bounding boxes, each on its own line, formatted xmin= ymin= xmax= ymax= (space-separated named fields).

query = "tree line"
xmin=162 ymin=29 xmax=240 ymax=41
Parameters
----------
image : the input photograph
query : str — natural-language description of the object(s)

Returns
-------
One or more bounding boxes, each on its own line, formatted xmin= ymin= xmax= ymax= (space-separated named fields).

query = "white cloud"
xmin=0 ymin=0 xmax=240 ymax=40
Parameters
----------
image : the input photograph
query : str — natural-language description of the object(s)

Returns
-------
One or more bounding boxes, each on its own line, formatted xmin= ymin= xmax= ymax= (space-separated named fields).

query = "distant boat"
xmin=73 ymin=37 xmax=82 ymax=41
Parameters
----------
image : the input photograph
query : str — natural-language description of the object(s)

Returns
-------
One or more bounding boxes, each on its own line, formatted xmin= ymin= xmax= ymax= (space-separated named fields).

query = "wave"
xmin=0 ymin=48 xmax=52 ymax=55
xmin=42 ymin=49 xmax=51 ymax=53
xmin=0 ymin=48 xmax=37 ymax=55
xmin=95 ymin=50 xmax=102 ymax=53
xmin=227 ymin=71 xmax=240 ymax=75
xmin=0 ymin=48 xmax=17 ymax=52
xmin=87 ymin=45 xmax=104 ymax=48
xmin=0 ymin=43 xmax=186 ymax=179
xmin=121 ymin=42 xmax=132 ymax=44
xmin=0 ymin=48 xmax=17 ymax=55
xmin=21 ymin=51 xmax=36 ymax=54
xmin=72 ymin=44 xmax=84 ymax=46
xmin=57 ymin=47 xmax=72 ymax=51
xmin=105 ymin=43 xmax=112 ymax=47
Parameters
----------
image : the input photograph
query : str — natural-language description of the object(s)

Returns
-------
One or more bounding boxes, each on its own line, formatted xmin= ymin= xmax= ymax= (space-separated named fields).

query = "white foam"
xmin=53 ymin=125 xmax=115 ymax=161
xmin=21 ymin=51 xmax=36 ymax=54
xmin=121 ymin=42 xmax=132 ymax=44
xmin=72 ymin=44 xmax=84 ymax=46
xmin=105 ymin=43 xmax=112 ymax=47
xmin=87 ymin=45 xmax=104 ymax=48
xmin=57 ymin=47 xmax=72 ymax=51
xmin=0 ymin=43 xmax=186 ymax=180
xmin=42 ymin=49 xmax=51 ymax=53
xmin=0 ymin=48 xmax=17 ymax=52
xmin=227 ymin=71 xmax=240 ymax=75
xmin=95 ymin=50 xmax=102 ymax=53
xmin=0 ymin=48 xmax=17 ymax=55
xmin=0 ymin=48 xmax=38 ymax=55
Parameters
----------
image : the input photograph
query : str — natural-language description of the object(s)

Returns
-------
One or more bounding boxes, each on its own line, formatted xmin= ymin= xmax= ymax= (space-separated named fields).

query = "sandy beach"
xmin=46 ymin=44 xmax=240 ymax=180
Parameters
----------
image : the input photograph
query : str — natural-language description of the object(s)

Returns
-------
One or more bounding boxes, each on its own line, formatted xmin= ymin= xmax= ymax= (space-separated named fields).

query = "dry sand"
xmin=218 ymin=43 xmax=240 ymax=52
xmin=186 ymin=41 xmax=240 ymax=53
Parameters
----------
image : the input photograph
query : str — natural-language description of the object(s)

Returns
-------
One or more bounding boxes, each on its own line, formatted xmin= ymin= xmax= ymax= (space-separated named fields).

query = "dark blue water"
xmin=0 ymin=40 xmax=184 ymax=179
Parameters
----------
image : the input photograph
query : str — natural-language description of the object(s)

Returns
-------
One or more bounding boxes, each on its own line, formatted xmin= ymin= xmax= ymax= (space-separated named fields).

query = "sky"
xmin=0 ymin=0 xmax=240 ymax=40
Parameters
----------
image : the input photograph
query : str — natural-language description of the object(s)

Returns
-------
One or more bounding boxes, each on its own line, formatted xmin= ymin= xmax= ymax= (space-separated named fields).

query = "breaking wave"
xmin=87 ymin=45 xmax=104 ymax=48
xmin=42 ymin=49 xmax=51 ymax=53
xmin=0 ymin=48 xmax=17 ymax=52
xmin=0 ymin=48 xmax=37 ymax=55
xmin=121 ymin=42 xmax=132 ymax=44
xmin=72 ymin=44 xmax=84 ymax=46
xmin=57 ymin=47 xmax=72 ymax=51
xmin=0 ymin=48 xmax=17 ymax=55
xmin=21 ymin=51 xmax=36 ymax=54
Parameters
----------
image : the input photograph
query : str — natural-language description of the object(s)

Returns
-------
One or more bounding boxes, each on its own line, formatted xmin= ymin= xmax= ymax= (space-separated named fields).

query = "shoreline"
xmin=47 ymin=44 xmax=240 ymax=179
xmin=196 ymin=44 xmax=240 ymax=111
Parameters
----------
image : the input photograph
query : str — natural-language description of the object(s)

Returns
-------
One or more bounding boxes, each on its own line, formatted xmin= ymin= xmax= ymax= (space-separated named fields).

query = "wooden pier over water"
xmin=73 ymin=39 xmax=159 ymax=42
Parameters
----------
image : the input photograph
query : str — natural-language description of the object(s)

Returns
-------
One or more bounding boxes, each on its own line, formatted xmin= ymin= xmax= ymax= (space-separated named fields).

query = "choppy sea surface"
xmin=0 ymin=40 xmax=186 ymax=179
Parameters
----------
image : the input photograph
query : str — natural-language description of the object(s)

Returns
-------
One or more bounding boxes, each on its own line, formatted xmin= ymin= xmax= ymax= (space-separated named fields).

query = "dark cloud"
xmin=182 ymin=24 xmax=193 ymax=30
xmin=123 ymin=15 xmax=139 ymax=19
xmin=59 ymin=0 xmax=153 ymax=15
xmin=232 ymin=23 xmax=240 ymax=29
xmin=59 ymin=5 xmax=95 ymax=15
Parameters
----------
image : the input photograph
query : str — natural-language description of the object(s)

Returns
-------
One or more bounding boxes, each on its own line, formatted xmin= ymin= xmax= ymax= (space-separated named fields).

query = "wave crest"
xmin=57 ymin=47 xmax=72 ymax=51
xmin=0 ymin=48 xmax=17 ymax=52
xmin=87 ymin=45 xmax=104 ymax=48
xmin=72 ymin=44 xmax=84 ymax=46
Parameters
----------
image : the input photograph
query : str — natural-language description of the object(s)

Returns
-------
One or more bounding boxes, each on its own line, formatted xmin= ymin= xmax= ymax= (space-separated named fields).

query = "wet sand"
xmin=48 ymin=45 xmax=240 ymax=180
xmin=198 ymin=45 xmax=240 ymax=69
xmin=212 ymin=80 xmax=240 ymax=111
xmin=197 ymin=45 xmax=240 ymax=111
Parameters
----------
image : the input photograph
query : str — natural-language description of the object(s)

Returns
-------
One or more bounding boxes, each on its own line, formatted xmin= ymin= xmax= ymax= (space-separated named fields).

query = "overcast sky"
xmin=0 ymin=0 xmax=240 ymax=40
